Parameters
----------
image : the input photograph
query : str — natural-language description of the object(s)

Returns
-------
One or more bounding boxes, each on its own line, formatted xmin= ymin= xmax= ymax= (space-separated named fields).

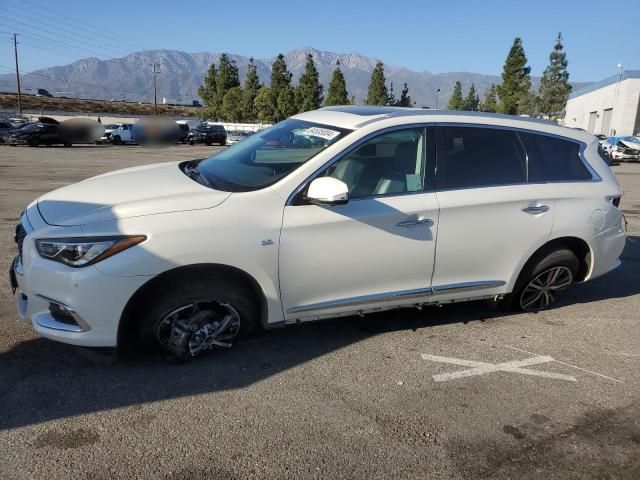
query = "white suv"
xmin=11 ymin=107 xmax=626 ymax=357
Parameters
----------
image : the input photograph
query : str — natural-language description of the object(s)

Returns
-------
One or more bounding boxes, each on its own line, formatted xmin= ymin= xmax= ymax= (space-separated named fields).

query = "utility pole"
xmin=13 ymin=33 xmax=22 ymax=115
xmin=435 ymin=88 xmax=440 ymax=109
xmin=150 ymin=63 xmax=159 ymax=115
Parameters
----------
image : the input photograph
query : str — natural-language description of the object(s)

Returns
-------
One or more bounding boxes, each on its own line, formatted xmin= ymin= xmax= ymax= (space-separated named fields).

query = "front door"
xmin=280 ymin=126 xmax=439 ymax=319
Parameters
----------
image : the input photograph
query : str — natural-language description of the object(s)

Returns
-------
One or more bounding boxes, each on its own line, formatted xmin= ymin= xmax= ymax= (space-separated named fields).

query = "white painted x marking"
xmin=421 ymin=354 xmax=577 ymax=382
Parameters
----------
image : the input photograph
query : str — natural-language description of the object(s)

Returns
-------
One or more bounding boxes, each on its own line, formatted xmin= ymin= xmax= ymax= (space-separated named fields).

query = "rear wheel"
xmin=138 ymin=274 xmax=258 ymax=358
xmin=503 ymin=247 xmax=579 ymax=312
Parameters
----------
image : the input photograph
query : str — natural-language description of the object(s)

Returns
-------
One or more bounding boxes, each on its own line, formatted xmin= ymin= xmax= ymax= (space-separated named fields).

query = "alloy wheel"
xmin=519 ymin=266 xmax=573 ymax=311
xmin=156 ymin=300 xmax=241 ymax=357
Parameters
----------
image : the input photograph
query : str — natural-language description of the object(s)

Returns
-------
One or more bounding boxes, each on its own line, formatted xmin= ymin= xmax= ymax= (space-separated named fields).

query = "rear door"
xmin=279 ymin=126 xmax=439 ymax=319
xmin=432 ymin=125 xmax=554 ymax=300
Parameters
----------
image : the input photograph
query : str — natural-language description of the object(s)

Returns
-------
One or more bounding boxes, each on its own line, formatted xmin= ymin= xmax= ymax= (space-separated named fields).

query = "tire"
xmin=189 ymin=140 xmax=195 ymax=145
xmin=138 ymin=272 xmax=258 ymax=357
xmin=219 ymin=140 xmax=226 ymax=146
xmin=205 ymin=141 xmax=212 ymax=146
xmin=113 ymin=136 xmax=122 ymax=145
xmin=503 ymin=247 xmax=579 ymax=312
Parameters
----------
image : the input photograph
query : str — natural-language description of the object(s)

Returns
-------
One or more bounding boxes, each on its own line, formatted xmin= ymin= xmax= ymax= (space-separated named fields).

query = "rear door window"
xmin=438 ymin=126 xmax=526 ymax=189
xmin=520 ymin=132 xmax=592 ymax=182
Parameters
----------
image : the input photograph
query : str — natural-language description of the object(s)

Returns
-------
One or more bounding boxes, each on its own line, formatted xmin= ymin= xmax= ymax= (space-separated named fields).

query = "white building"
xmin=563 ymin=70 xmax=640 ymax=136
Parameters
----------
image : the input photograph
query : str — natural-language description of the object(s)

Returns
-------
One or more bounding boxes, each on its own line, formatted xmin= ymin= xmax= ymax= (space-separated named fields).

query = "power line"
xmin=17 ymin=0 xmax=154 ymax=52
xmin=3 ymin=9 xmax=134 ymax=58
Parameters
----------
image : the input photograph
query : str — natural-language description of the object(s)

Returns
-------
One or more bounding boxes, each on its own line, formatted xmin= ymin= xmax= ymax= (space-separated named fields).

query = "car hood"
xmin=620 ymin=139 xmax=640 ymax=151
xmin=37 ymin=161 xmax=231 ymax=226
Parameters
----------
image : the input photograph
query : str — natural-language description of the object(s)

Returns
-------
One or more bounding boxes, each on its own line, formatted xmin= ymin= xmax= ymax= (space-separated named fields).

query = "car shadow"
xmin=1 ymin=236 xmax=638 ymax=431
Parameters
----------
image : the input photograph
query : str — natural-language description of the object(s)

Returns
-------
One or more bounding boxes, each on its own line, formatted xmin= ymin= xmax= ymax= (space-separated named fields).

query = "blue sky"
xmin=1 ymin=0 xmax=638 ymax=82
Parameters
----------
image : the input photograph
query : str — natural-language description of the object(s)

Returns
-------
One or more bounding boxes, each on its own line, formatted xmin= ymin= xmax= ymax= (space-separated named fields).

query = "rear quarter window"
xmin=520 ymin=133 xmax=592 ymax=183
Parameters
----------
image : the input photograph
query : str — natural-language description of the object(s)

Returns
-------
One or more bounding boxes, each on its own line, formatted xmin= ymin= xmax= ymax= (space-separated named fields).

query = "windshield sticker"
xmin=302 ymin=127 xmax=341 ymax=141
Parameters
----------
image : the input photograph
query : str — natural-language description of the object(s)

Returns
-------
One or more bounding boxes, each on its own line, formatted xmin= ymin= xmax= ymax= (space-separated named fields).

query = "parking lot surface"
xmin=0 ymin=144 xmax=639 ymax=479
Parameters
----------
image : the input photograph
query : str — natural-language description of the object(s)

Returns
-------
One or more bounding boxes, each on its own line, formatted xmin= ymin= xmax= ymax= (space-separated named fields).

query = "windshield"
xmin=620 ymin=136 xmax=640 ymax=144
xmin=193 ymin=119 xmax=350 ymax=191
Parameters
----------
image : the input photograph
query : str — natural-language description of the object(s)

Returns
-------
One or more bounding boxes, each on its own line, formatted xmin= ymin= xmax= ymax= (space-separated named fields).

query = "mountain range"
xmin=0 ymin=47 xmax=589 ymax=108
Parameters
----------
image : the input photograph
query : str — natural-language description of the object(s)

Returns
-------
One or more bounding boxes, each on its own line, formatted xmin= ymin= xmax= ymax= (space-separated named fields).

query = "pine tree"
xmin=396 ymin=83 xmax=412 ymax=107
xmin=216 ymin=53 xmax=240 ymax=103
xmin=277 ymin=85 xmax=298 ymax=120
xmin=220 ymin=86 xmax=244 ymax=122
xmin=270 ymin=53 xmax=292 ymax=96
xmin=366 ymin=62 xmax=388 ymax=106
xmin=480 ymin=84 xmax=498 ymax=112
xmin=447 ymin=81 xmax=464 ymax=110
xmin=254 ymin=87 xmax=276 ymax=123
xmin=538 ymin=33 xmax=572 ymax=119
xmin=297 ymin=53 xmax=323 ymax=112
xmin=463 ymin=83 xmax=480 ymax=111
xmin=325 ymin=60 xmax=349 ymax=105
xmin=386 ymin=83 xmax=396 ymax=106
xmin=496 ymin=37 xmax=532 ymax=115
xmin=198 ymin=63 xmax=218 ymax=118
xmin=242 ymin=58 xmax=261 ymax=122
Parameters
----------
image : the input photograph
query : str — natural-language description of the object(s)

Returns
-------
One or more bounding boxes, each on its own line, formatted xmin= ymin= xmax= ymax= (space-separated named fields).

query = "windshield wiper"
xmin=183 ymin=160 xmax=214 ymax=188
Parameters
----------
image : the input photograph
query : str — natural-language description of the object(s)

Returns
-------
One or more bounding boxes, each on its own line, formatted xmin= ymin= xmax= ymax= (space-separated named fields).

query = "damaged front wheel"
xmin=138 ymin=272 xmax=258 ymax=358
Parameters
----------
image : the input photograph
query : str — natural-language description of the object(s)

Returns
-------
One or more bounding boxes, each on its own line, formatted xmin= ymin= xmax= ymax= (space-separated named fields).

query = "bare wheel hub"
xmin=520 ymin=266 xmax=573 ymax=312
xmin=156 ymin=301 xmax=241 ymax=357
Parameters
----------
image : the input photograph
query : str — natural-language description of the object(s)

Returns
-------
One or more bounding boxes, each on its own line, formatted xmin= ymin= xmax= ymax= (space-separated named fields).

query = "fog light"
xmin=49 ymin=302 xmax=78 ymax=326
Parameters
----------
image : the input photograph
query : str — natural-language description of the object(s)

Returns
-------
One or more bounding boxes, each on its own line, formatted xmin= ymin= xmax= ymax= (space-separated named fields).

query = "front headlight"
xmin=35 ymin=235 xmax=146 ymax=267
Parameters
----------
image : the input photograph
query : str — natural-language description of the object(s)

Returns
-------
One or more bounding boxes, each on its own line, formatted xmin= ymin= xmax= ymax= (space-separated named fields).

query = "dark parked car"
xmin=5 ymin=122 xmax=71 ymax=147
xmin=177 ymin=123 xmax=190 ymax=143
xmin=188 ymin=124 xmax=227 ymax=146
xmin=0 ymin=121 xmax=12 ymax=143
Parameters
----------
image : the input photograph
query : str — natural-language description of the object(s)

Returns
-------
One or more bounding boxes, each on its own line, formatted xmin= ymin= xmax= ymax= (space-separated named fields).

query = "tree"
xmin=254 ymin=87 xmax=276 ymax=123
xmin=198 ymin=63 xmax=218 ymax=118
xmin=297 ymin=53 xmax=323 ymax=112
xmin=277 ymin=85 xmax=298 ymax=120
xmin=220 ymin=86 xmax=245 ymax=122
xmin=366 ymin=62 xmax=388 ymax=106
xmin=480 ymin=84 xmax=498 ymax=112
xmin=463 ymin=83 xmax=480 ymax=111
xmin=447 ymin=81 xmax=464 ymax=110
xmin=270 ymin=53 xmax=292 ymax=96
xmin=396 ymin=83 xmax=412 ymax=107
xmin=519 ymin=91 xmax=541 ymax=116
xmin=496 ymin=37 xmax=532 ymax=115
xmin=216 ymin=53 xmax=240 ymax=103
xmin=386 ymin=82 xmax=396 ymax=106
xmin=325 ymin=60 xmax=349 ymax=105
xmin=242 ymin=58 xmax=261 ymax=122
xmin=538 ymin=33 xmax=572 ymax=119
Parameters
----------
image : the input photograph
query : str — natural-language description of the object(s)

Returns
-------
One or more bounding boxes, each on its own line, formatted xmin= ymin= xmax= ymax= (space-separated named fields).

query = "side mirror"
xmin=306 ymin=177 xmax=349 ymax=206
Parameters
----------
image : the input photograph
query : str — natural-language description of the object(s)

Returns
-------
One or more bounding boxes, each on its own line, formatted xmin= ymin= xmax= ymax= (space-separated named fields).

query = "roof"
xmin=292 ymin=106 xmax=596 ymax=144
xmin=569 ymin=70 xmax=640 ymax=99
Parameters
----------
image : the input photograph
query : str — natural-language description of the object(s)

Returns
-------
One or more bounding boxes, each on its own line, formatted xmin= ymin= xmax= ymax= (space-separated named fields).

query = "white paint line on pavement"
xmin=421 ymin=354 xmax=577 ymax=382
xmin=503 ymin=344 xmax=624 ymax=384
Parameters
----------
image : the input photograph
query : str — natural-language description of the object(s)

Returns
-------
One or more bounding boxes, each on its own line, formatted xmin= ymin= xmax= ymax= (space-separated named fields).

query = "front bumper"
xmin=12 ymin=214 xmax=153 ymax=347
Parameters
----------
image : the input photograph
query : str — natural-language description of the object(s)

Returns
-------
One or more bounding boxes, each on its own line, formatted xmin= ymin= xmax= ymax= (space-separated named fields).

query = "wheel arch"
xmin=512 ymin=236 xmax=592 ymax=291
xmin=117 ymin=263 xmax=268 ymax=349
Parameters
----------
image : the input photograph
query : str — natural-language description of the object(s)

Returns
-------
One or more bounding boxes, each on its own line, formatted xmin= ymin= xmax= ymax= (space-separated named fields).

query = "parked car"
xmin=97 ymin=123 xmax=123 ymax=144
xmin=110 ymin=123 xmax=137 ymax=145
xmin=226 ymin=130 xmax=250 ymax=145
xmin=0 ymin=121 xmax=12 ymax=143
xmin=188 ymin=124 xmax=227 ymax=145
xmin=4 ymin=122 xmax=71 ymax=147
xmin=601 ymin=136 xmax=640 ymax=161
xmin=176 ymin=123 xmax=190 ymax=144
xmin=36 ymin=88 xmax=53 ymax=98
xmin=10 ymin=107 xmax=626 ymax=358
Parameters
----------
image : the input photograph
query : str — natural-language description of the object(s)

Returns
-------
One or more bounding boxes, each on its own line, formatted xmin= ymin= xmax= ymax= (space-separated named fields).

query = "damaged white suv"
xmin=11 ymin=107 xmax=626 ymax=357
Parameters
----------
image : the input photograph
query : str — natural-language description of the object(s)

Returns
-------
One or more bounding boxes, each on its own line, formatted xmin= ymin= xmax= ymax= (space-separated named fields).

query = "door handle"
xmin=522 ymin=205 xmax=550 ymax=214
xmin=397 ymin=217 xmax=434 ymax=227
